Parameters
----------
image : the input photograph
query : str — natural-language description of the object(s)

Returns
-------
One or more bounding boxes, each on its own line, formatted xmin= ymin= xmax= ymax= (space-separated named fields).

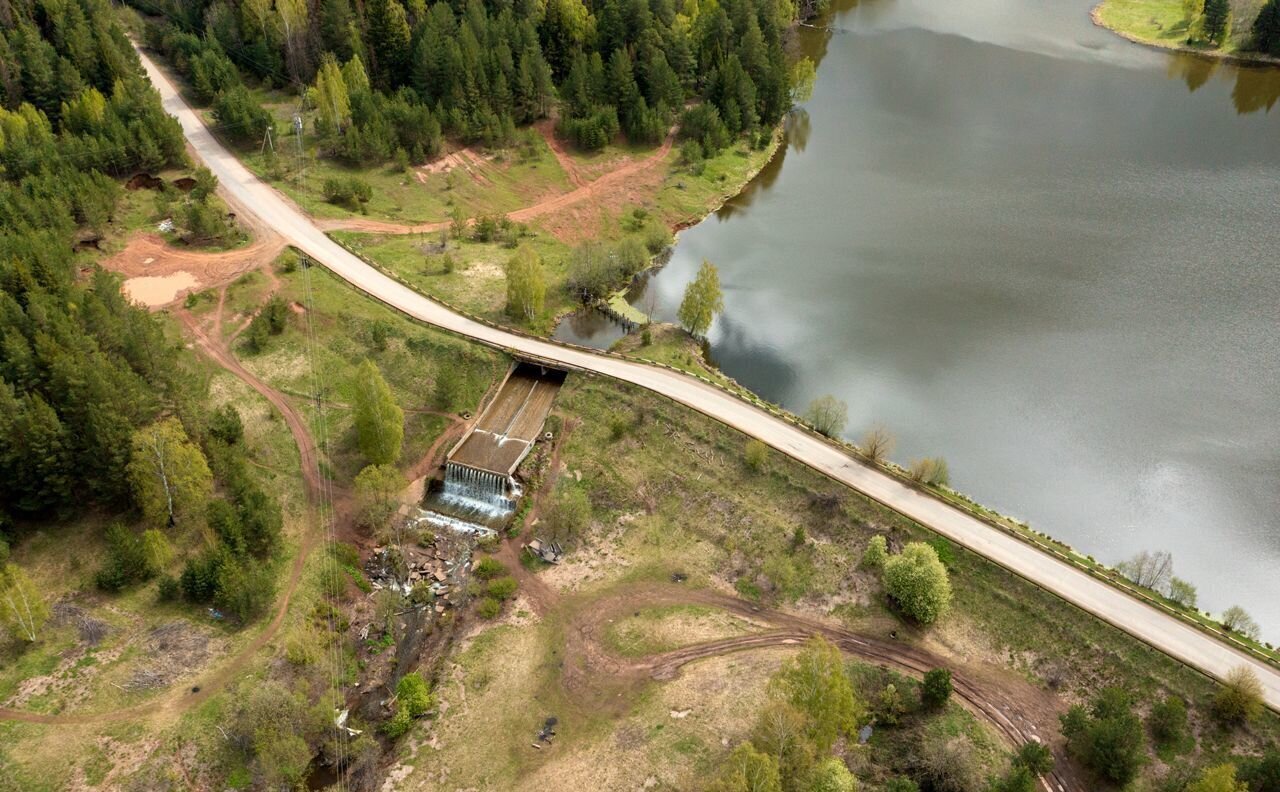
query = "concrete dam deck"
xmin=447 ymin=362 xmax=566 ymax=476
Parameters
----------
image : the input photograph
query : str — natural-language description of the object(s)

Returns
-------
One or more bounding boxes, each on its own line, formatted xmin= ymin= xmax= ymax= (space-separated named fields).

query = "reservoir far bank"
xmin=622 ymin=0 xmax=1280 ymax=634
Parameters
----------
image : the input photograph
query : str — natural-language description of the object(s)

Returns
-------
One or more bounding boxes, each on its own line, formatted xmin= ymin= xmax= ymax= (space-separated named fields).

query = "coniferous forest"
xmin=132 ymin=0 xmax=812 ymax=159
xmin=0 ymin=0 xmax=190 ymax=523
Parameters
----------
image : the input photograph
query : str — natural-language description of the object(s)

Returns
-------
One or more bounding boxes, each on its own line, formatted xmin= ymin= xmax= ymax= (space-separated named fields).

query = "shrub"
xmin=1148 ymin=695 xmax=1187 ymax=748
xmin=860 ymin=424 xmax=894 ymax=463
xmin=96 ymin=523 xmax=156 ymax=591
xmin=862 ymin=535 xmax=887 ymax=568
xmin=921 ymin=668 xmax=952 ymax=709
xmin=1014 ymin=741 xmax=1054 ymax=776
xmin=908 ymin=457 xmax=950 ymax=487
xmin=477 ymin=596 xmax=501 ymax=619
xmin=156 ymin=574 xmax=180 ymax=602
xmin=883 ymin=542 xmax=952 ymax=624
xmin=1060 ymin=688 xmax=1145 ymax=786
xmin=744 ymin=439 xmax=768 ymax=472
xmin=805 ymin=395 xmax=847 ymax=438
xmin=614 ymin=237 xmax=649 ymax=277
xmin=472 ymin=557 xmax=507 ymax=580
xmin=1221 ymin=605 xmax=1260 ymax=640
xmin=642 ymin=221 xmax=673 ymax=254
xmin=1213 ymin=666 xmax=1263 ymax=725
xmin=805 ymin=757 xmax=856 ymax=792
xmin=396 ymin=672 xmax=432 ymax=717
xmin=383 ymin=704 xmax=412 ymax=737
xmin=209 ymin=404 xmax=244 ymax=446
xmin=565 ymin=241 xmax=622 ymax=302
xmin=486 ymin=576 xmax=518 ymax=601
xmin=322 ymin=176 xmax=373 ymax=210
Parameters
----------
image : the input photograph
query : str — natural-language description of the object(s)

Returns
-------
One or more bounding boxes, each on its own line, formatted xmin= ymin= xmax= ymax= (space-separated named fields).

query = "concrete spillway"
xmin=422 ymin=362 xmax=564 ymax=532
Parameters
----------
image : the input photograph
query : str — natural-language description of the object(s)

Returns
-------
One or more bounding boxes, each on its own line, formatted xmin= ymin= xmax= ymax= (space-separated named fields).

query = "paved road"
xmin=137 ymin=49 xmax=1280 ymax=710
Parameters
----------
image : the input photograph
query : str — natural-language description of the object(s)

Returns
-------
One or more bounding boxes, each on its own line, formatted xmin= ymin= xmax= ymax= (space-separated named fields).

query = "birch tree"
xmin=312 ymin=55 xmax=351 ymax=134
xmin=505 ymin=245 xmax=546 ymax=323
xmin=277 ymin=0 xmax=309 ymax=83
xmin=677 ymin=260 xmax=724 ymax=337
xmin=127 ymin=418 xmax=213 ymax=529
xmin=0 ymin=563 xmax=48 ymax=643
xmin=352 ymin=360 xmax=404 ymax=465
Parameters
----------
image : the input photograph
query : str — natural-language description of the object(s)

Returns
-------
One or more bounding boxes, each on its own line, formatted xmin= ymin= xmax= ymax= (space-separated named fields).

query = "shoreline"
xmin=1089 ymin=1 xmax=1280 ymax=67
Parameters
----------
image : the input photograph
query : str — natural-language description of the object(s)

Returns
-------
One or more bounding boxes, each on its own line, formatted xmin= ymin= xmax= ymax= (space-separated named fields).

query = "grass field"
xmin=204 ymin=89 xmax=576 ymax=226
xmin=205 ymin=257 xmax=507 ymax=483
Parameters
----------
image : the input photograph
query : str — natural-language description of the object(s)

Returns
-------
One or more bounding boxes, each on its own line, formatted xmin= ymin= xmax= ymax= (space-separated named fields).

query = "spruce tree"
xmin=1202 ymin=0 xmax=1231 ymax=45
xmin=1253 ymin=0 xmax=1280 ymax=54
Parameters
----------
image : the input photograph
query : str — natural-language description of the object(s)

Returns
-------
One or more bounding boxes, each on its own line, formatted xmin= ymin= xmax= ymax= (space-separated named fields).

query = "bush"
xmin=322 ymin=177 xmax=373 ymax=210
xmin=472 ymin=557 xmax=507 ymax=580
xmin=486 ymin=576 xmax=518 ymax=601
xmin=744 ymin=439 xmax=768 ymax=472
xmin=908 ymin=457 xmax=950 ymax=487
xmin=96 ymin=523 xmax=156 ymax=591
xmin=1213 ymin=666 xmax=1263 ymax=725
xmin=921 ymin=668 xmax=952 ymax=709
xmin=396 ymin=672 xmax=432 ymax=717
xmin=1060 ymin=688 xmax=1145 ymax=786
xmin=679 ymin=104 xmax=731 ymax=155
xmin=156 ymin=574 xmax=180 ymax=602
xmin=883 ymin=542 xmax=952 ymax=624
xmin=565 ymin=241 xmax=623 ymax=302
xmin=1148 ymin=695 xmax=1187 ymax=748
xmin=862 ymin=535 xmax=887 ymax=568
xmin=642 ymin=222 xmax=673 ymax=254
xmin=383 ymin=704 xmax=412 ymax=737
xmin=209 ymin=404 xmax=244 ymax=446
xmin=805 ymin=395 xmax=847 ymax=438
xmin=614 ymin=237 xmax=649 ymax=277
xmin=476 ymin=596 xmax=502 ymax=619
xmin=805 ymin=757 xmax=856 ymax=792
xmin=1014 ymin=741 xmax=1054 ymax=776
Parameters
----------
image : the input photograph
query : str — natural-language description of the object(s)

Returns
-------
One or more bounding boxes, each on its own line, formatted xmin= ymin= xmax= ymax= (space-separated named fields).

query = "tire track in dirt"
xmin=0 ymin=307 xmax=324 ymax=726
xmin=557 ymin=583 xmax=1085 ymax=792
xmin=315 ymin=130 xmax=676 ymax=236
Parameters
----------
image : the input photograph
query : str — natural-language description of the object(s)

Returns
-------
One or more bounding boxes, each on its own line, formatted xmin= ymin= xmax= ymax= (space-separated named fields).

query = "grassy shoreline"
xmin=1091 ymin=0 xmax=1280 ymax=64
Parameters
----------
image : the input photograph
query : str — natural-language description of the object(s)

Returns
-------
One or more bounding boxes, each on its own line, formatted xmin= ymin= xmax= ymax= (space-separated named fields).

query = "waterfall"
xmin=440 ymin=462 xmax=516 ymax=516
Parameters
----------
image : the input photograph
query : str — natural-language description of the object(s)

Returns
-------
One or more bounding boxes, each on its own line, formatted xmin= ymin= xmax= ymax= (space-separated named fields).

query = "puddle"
xmin=123 ymin=271 xmax=198 ymax=307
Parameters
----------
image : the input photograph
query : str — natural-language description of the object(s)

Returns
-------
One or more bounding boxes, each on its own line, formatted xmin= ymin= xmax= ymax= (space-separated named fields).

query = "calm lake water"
xmin=625 ymin=0 xmax=1280 ymax=634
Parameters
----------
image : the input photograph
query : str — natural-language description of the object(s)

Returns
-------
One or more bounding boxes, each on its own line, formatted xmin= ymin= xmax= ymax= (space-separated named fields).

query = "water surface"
xmin=632 ymin=0 xmax=1280 ymax=634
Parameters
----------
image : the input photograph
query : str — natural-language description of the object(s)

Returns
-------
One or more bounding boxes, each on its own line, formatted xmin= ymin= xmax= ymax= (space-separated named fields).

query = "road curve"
xmin=135 ymin=48 xmax=1280 ymax=710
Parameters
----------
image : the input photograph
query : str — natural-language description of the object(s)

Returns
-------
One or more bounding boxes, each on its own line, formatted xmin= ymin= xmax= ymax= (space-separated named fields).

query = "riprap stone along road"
xmin=134 ymin=47 xmax=1280 ymax=711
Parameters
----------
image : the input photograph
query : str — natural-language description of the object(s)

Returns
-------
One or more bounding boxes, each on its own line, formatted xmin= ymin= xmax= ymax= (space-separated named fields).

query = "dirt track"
xmin=0 ymin=298 xmax=322 ymax=726
xmin=495 ymin=548 xmax=1083 ymax=792
xmin=314 ymin=128 xmax=676 ymax=236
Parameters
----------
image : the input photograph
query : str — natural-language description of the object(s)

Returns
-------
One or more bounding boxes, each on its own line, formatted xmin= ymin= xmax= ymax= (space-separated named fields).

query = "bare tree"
xmin=1115 ymin=550 xmax=1173 ymax=593
xmin=860 ymin=424 xmax=894 ymax=464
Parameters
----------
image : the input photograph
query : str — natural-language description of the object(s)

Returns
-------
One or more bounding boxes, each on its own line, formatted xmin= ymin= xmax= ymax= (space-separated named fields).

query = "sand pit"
xmin=123 ymin=271 xmax=198 ymax=307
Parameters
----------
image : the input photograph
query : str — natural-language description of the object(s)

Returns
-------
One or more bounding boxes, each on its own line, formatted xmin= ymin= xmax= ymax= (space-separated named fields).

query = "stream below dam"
xmin=571 ymin=0 xmax=1280 ymax=635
